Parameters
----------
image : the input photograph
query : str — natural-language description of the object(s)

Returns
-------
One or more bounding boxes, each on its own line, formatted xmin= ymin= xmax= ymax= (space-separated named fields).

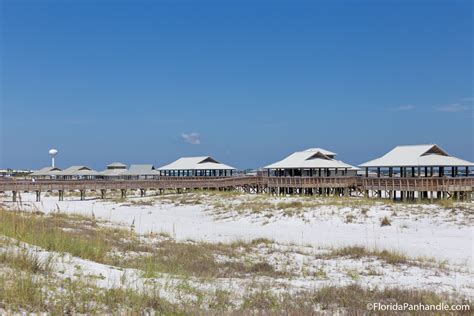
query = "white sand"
xmin=3 ymin=192 xmax=472 ymax=267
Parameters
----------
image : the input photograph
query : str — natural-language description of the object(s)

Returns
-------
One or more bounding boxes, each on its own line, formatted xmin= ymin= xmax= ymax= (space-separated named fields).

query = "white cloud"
xmin=390 ymin=105 xmax=415 ymax=111
xmin=181 ymin=133 xmax=201 ymax=145
xmin=436 ymin=104 xmax=469 ymax=113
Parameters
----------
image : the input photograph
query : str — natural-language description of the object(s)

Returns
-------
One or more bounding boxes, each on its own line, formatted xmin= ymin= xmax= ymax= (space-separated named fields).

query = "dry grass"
xmin=380 ymin=216 xmax=392 ymax=226
xmin=0 ymin=210 xmax=140 ymax=263
xmin=295 ymin=284 xmax=471 ymax=314
xmin=0 ymin=209 xmax=282 ymax=279
xmin=3 ymin=268 xmax=469 ymax=315
xmin=345 ymin=214 xmax=356 ymax=223
xmin=239 ymin=283 xmax=472 ymax=315
xmin=275 ymin=201 xmax=304 ymax=209
xmin=329 ymin=246 xmax=410 ymax=265
xmin=0 ymin=270 xmax=178 ymax=314
xmin=436 ymin=199 xmax=455 ymax=208
xmin=0 ymin=246 xmax=52 ymax=275
xmin=119 ymin=240 xmax=282 ymax=278
xmin=206 ymin=193 xmax=398 ymax=217
xmin=121 ymin=199 xmax=155 ymax=206
xmin=0 ymin=209 xmax=471 ymax=314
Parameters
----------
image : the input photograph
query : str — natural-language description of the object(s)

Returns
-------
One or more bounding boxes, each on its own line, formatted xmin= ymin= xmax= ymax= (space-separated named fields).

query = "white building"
xmin=100 ymin=162 xmax=128 ymax=179
xmin=58 ymin=166 xmax=99 ymax=180
xmin=359 ymin=144 xmax=474 ymax=177
xmin=158 ymin=156 xmax=235 ymax=177
xmin=121 ymin=164 xmax=159 ymax=179
xmin=265 ymin=148 xmax=358 ymax=177
xmin=30 ymin=167 xmax=63 ymax=179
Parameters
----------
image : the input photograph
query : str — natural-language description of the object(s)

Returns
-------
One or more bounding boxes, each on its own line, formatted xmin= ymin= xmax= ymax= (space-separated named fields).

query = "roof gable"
xmin=421 ymin=145 xmax=448 ymax=157
xmin=304 ymin=148 xmax=336 ymax=156
xmin=360 ymin=144 xmax=474 ymax=167
xmin=30 ymin=167 xmax=62 ymax=176
xmin=198 ymin=157 xmax=219 ymax=164
xmin=306 ymin=151 xmax=332 ymax=161
xmin=264 ymin=148 xmax=357 ymax=170
xmin=59 ymin=165 xmax=98 ymax=176
xmin=158 ymin=156 xmax=235 ymax=170
xmin=62 ymin=166 xmax=92 ymax=172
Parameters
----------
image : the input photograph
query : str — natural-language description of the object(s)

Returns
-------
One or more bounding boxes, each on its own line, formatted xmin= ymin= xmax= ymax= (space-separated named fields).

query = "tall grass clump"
xmin=0 ymin=271 xmax=180 ymax=314
xmin=380 ymin=216 xmax=391 ymax=226
xmin=0 ymin=210 xmax=123 ymax=263
xmin=0 ymin=249 xmax=52 ymax=275
xmin=127 ymin=240 xmax=281 ymax=278
xmin=238 ymin=284 xmax=472 ymax=315
xmin=276 ymin=201 xmax=303 ymax=210
xmin=436 ymin=199 xmax=455 ymax=209
xmin=0 ymin=271 xmax=48 ymax=312
xmin=330 ymin=246 xmax=409 ymax=265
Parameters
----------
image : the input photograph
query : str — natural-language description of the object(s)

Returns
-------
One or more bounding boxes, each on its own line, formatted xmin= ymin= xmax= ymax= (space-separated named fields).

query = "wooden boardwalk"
xmin=0 ymin=176 xmax=472 ymax=201
xmin=359 ymin=177 xmax=473 ymax=192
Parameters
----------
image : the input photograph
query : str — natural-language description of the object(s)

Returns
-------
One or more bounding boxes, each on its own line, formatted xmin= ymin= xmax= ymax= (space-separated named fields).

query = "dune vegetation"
xmin=0 ymin=208 xmax=471 ymax=314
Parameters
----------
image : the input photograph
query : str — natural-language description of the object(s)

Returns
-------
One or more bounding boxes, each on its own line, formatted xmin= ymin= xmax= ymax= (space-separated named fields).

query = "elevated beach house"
xmin=264 ymin=148 xmax=358 ymax=177
xmin=359 ymin=144 xmax=473 ymax=177
xmin=158 ymin=156 xmax=235 ymax=176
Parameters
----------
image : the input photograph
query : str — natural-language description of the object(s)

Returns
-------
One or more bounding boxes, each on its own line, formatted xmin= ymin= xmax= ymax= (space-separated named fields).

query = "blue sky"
xmin=1 ymin=0 xmax=472 ymax=170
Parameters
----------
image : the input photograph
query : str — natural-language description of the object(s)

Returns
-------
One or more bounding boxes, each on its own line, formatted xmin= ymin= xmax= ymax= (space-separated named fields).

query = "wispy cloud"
xmin=181 ymin=132 xmax=201 ymax=145
xmin=436 ymin=103 xmax=469 ymax=113
xmin=390 ymin=105 xmax=415 ymax=112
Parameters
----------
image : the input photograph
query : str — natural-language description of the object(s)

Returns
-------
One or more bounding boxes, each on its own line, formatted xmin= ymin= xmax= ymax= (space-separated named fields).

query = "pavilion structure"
xmin=30 ymin=167 xmax=63 ymax=179
xmin=264 ymin=148 xmax=358 ymax=177
xmin=263 ymin=148 xmax=359 ymax=195
xmin=120 ymin=164 xmax=159 ymax=180
xmin=58 ymin=166 xmax=99 ymax=180
xmin=100 ymin=162 xmax=128 ymax=179
xmin=158 ymin=156 xmax=235 ymax=177
xmin=359 ymin=144 xmax=473 ymax=178
xmin=359 ymin=144 xmax=473 ymax=200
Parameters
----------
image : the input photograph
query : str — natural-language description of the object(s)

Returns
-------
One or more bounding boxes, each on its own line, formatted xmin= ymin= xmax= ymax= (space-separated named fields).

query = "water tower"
xmin=49 ymin=149 xmax=58 ymax=167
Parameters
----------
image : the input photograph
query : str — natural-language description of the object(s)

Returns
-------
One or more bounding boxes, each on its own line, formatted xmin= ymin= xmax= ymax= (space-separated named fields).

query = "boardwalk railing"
xmin=263 ymin=176 xmax=357 ymax=188
xmin=0 ymin=176 xmax=472 ymax=194
xmin=359 ymin=177 xmax=473 ymax=192
xmin=0 ymin=176 xmax=261 ymax=192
